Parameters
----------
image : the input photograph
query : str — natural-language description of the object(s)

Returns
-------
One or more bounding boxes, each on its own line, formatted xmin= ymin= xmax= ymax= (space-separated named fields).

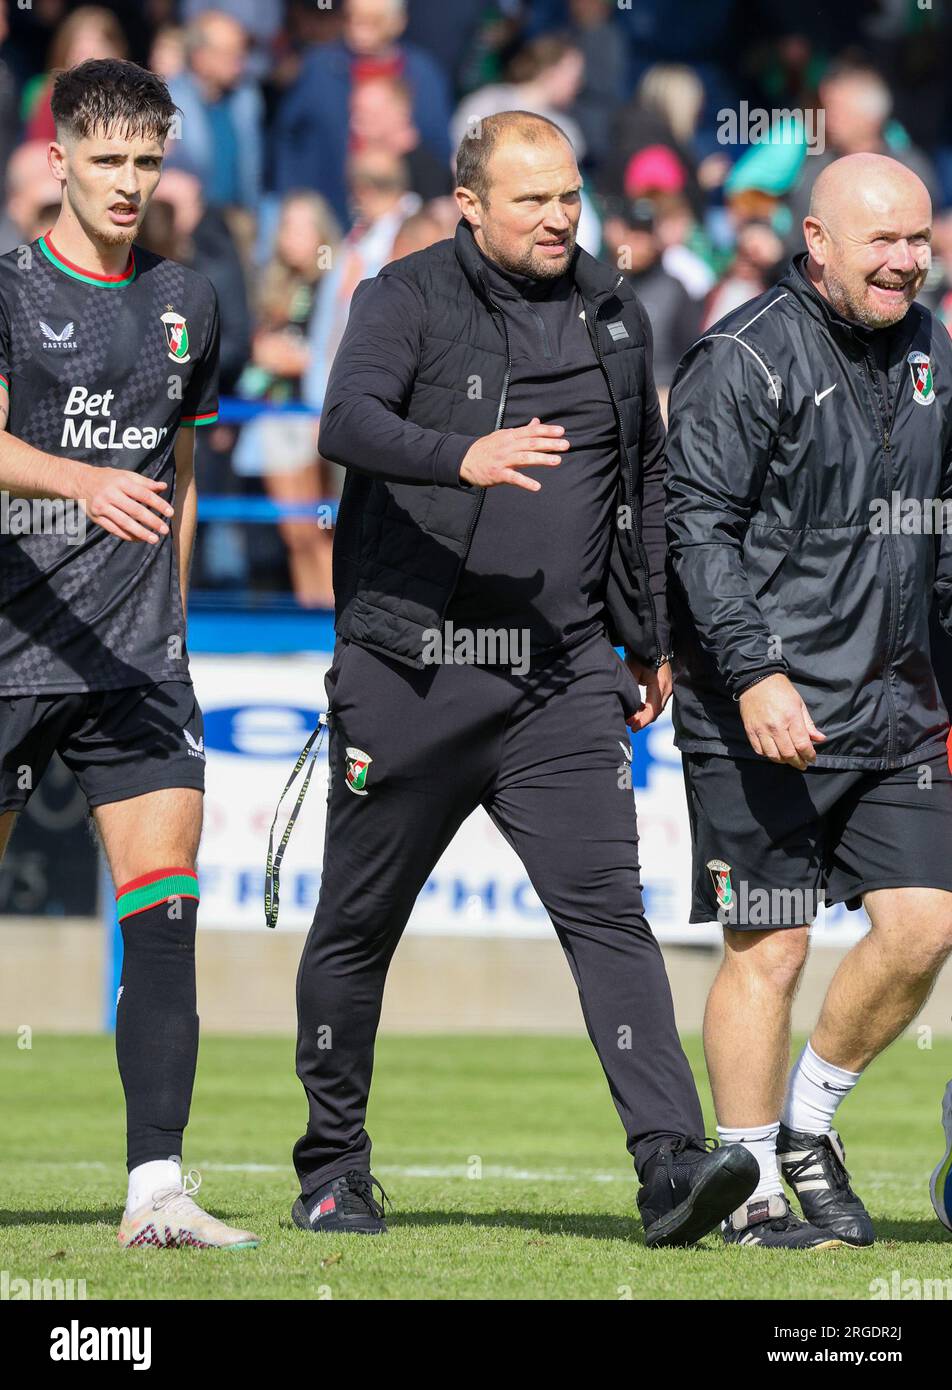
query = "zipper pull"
xmin=883 ymin=430 xmax=890 ymax=451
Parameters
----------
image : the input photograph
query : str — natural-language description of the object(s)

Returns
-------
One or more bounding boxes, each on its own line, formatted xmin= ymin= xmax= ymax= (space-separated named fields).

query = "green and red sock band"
xmin=116 ymin=866 xmax=199 ymax=921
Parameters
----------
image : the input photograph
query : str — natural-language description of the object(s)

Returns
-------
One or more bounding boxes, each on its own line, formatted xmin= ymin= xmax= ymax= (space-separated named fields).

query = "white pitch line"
xmin=16 ymin=1161 xmax=934 ymax=1189
xmin=20 ymin=1160 xmax=629 ymax=1182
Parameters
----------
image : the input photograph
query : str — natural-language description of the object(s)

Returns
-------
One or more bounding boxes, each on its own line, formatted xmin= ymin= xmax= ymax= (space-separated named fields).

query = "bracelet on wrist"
xmin=732 ymin=671 xmax=781 ymax=702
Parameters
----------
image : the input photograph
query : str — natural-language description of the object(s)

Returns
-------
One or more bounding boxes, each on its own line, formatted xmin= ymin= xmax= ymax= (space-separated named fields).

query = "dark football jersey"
xmin=0 ymin=231 xmax=220 ymax=694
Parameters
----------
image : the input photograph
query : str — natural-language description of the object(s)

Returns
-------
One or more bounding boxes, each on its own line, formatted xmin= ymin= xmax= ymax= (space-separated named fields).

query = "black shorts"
xmin=0 ymin=680 xmax=205 ymax=814
xmin=682 ymin=749 xmax=952 ymax=928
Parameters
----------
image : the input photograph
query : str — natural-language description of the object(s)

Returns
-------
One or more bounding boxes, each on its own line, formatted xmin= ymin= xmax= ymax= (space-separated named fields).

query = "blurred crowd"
xmin=2 ymin=0 xmax=952 ymax=605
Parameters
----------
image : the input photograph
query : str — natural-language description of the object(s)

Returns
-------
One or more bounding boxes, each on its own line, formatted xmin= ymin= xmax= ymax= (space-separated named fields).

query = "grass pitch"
xmin=2 ymin=1032 xmax=950 ymax=1300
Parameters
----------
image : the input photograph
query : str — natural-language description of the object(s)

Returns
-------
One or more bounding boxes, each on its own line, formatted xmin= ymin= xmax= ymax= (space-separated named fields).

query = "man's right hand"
xmin=75 ymin=463 xmax=174 ymax=543
xmin=738 ymin=672 xmax=827 ymax=770
xmin=459 ymin=417 xmax=569 ymax=491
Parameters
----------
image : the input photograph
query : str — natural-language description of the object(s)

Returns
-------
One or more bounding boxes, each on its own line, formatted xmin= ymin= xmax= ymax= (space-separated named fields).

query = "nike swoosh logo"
xmin=814 ymin=384 xmax=837 ymax=405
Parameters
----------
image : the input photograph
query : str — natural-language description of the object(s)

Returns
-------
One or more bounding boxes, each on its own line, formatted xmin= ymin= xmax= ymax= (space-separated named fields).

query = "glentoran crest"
xmin=908 ymin=350 xmax=935 ymax=406
xmin=161 ymin=306 xmax=190 ymax=363
xmin=706 ymin=858 xmax=733 ymax=909
xmin=344 ymin=747 xmax=372 ymax=796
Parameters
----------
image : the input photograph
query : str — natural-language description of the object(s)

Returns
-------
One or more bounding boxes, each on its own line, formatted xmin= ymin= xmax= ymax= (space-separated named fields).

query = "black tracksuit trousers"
xmin=293 ymin=629 xmax=705 ymax=1194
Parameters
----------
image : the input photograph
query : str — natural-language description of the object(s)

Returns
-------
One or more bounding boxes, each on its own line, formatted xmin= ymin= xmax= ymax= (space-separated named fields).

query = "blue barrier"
xmin=197 ymin=496 xmax=338 ymax=523
xmin=198 ymin=397 xmax=334 ymax=523
xmin=188 ymin=603 xmax=336 ymax=652
xmin=216 ymin=396 xmax=320 ymax=425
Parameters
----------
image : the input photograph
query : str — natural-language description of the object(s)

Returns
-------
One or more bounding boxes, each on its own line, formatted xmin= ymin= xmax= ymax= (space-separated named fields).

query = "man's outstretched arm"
xmin=318 ymin=271 xmax=571 ymax=491
xmin=316 ymin=273 xmax=482 ymax=488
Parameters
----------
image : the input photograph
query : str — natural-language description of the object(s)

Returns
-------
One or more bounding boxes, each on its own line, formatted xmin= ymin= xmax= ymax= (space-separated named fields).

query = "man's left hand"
xmin=625 ymin=657 xmax=672 ymax=732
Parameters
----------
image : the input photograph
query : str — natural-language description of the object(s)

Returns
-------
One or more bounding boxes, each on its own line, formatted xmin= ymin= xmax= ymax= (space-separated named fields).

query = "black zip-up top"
xmin=445 ymin=240 xmax=622 ymax=655
xmin=665 ymin=254 xmax=952 ymax=770
xmin=317 ymin=217 xmax=668 ymax=669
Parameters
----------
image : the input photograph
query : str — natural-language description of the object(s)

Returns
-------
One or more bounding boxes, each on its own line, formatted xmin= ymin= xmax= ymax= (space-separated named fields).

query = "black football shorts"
xmin=682 ymin=748 xmax=952 ymax=928
xmin=0 ymin=680 xmax=205 ymax=813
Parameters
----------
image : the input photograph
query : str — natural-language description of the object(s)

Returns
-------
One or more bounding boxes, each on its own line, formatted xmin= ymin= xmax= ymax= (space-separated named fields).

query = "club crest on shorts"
xmin=344 ymin=747 xmax=372 ymax=795
xmin=908 ymin=350 xmax=935 ymax=405
xmin=161 ymin=307 xmax=191 ymax=363
xmin=706 ymin=858 xmax=733 ymax=909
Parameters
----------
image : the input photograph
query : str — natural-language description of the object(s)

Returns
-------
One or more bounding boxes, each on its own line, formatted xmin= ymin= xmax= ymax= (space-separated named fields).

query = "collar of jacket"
xmin=778 ymin=253 xmax=903 ymax=352
xmin=453 ymin=216 xmax=623 ymax=309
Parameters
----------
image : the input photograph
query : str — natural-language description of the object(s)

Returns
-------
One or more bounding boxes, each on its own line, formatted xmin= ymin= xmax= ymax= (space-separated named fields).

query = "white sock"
xmin=718 ymin=1122 xmax=783 ymax=1204
xmin=782 ymin=1041 xmax=862 ymax=1135
xmin=126 ymin=1156 xmax=182 ymax=1214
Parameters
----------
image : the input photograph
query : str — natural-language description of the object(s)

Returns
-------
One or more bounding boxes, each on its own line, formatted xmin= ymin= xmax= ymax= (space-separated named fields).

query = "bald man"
xmin=665 ymin=153 xmax=952 ymax=1249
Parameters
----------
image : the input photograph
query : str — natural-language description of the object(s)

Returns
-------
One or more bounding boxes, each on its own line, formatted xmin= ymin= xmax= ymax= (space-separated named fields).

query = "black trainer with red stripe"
xmin=291 ymin=1170 xmax=389 ymax=1235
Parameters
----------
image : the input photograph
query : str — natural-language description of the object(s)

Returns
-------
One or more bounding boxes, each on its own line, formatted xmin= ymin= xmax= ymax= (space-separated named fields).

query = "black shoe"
xmin=778 ymin=1124 xmax=875 ymax=1247
xmin=291 ymin=1170 xmax=389 ymax=1235
xmin=722 ymin=1192 xmax=843 ymax=1248
xmin=637 ymin=1137 xmax=759 ymax=1248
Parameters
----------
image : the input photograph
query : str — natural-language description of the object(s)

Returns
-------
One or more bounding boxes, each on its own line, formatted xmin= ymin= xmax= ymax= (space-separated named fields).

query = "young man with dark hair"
xmin=0 ymin=58 xmax=258 ymax=1249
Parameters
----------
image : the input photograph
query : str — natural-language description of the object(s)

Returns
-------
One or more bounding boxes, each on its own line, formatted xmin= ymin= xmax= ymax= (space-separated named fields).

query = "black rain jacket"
xmin=665 ymin=256 xmax=952 ymax=769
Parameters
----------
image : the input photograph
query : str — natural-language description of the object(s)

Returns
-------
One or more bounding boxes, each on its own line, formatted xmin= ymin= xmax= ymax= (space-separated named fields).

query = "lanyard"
xmin=264 ymin=712 xmax=328 ymax=929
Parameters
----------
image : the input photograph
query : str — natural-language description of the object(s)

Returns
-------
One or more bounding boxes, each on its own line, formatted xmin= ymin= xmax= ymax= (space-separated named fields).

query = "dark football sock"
xmin=115 ymin=868 xmax=200 ymax=1172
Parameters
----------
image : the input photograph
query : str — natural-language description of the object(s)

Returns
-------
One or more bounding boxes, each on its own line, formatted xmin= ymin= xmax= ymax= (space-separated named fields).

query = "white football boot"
xmin=118 ymin=1169 xmax=260 ymax=1249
